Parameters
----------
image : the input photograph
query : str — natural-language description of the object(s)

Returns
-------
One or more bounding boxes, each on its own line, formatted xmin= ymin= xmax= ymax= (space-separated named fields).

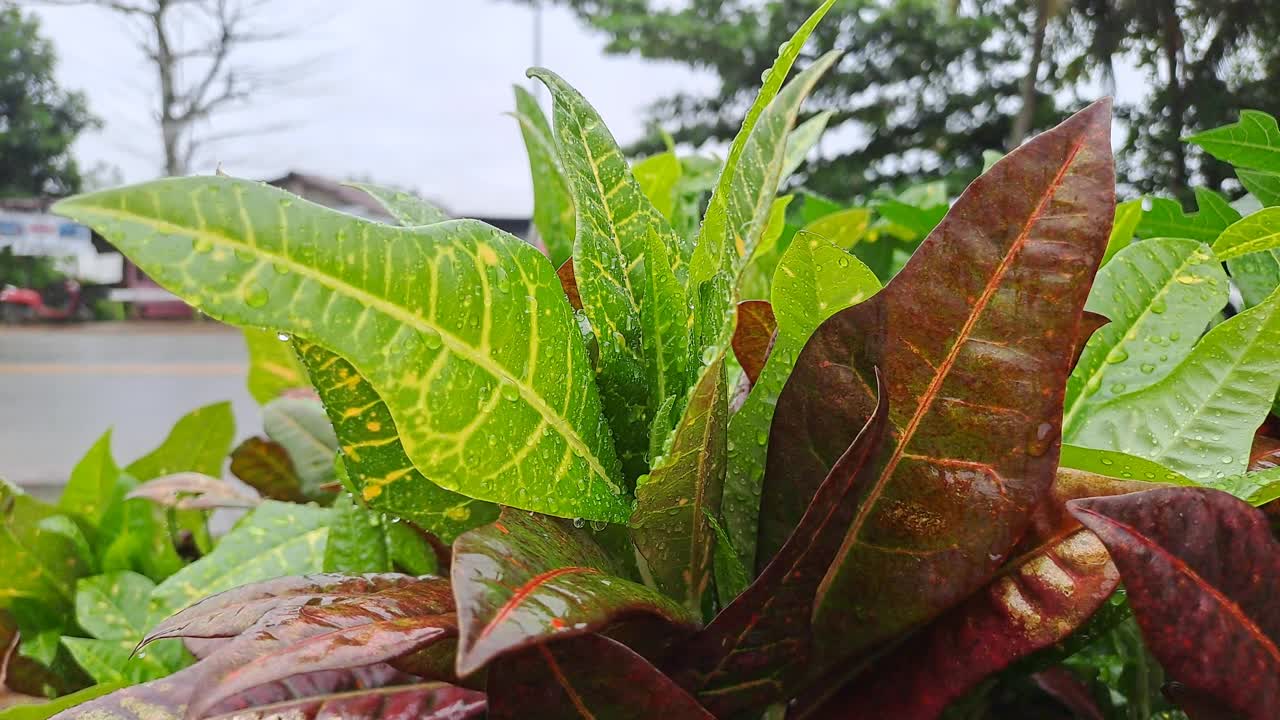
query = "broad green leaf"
xmin=150 ymin=501 xmax=329 ymax=616
xmin=781 ymin=110 xmax=833 ymax=181
xmin=1212 ymin=206 xmax=1280 ymax=260
xmin=1230 ymin=249 xmax=1280 ymax=308
xmin=74 ymin=572 xmax=156 ymax=641
xmin=1240 ymin=169 xmax=1280 ymax=206
xmin=54 ymin=178 xmax=626 ymax=522
xmin=346 ymin=182 xmax=449 ymax=226
xmin=706 ymin=512 xmax=748 ymax=606
xmin=323 ymin=493 xmax=391 ymax=573
xmin=798 ymin=208 xmax=871 ymax=250
xmin=60 ymin=638 xmax=183 ymax=686
xmin=125 ymin=402 xmax=235 ymax=481
xmin=1101 ymin=199 xmax=1143 ymax=266
xmin=0 ymin=480 xmax=88 ymax=613
xmin=294 ymin=340 xmax=494 ymax=542
xmin=530 ymin=68 xmax=685 ymax=478
xmin=631 ymin=359 xmax=728 ymax=613
xmin=874 ymin=198 xmax=948 ymax=241
xmin=58 ymin=431 xmax=119 ymax=527
xmin=1135 ymin=188 xmax=1241 ymax=244
xmin=1073 ymin=285 xmax=1280 ymax=481
xmin=513 ymin=86 xmax=575 ymax=267
xmin=640 ymin=229 xmax=691 ymax=421
xmin=723 ymin=235 xmax=879 ymax=573
xmin=634 ymin=151 xmax=683 ymax=222
xmin=1059 ymin=444 xmax=1194 ymax=486
xmin=1186 ymin=109 xmax=1280 ymax=173
xmin=1063 ymin=238 xmax=1228 ymax=438
xmin=94 ymin=477 xmax=184 ymax=582
xmin=242 ymin=327 xmax=307 ymax=404
xmin=0 ymin=682 xmax=126 ymax=720
xmin=262 ymin=396 xmax=338 ymax=498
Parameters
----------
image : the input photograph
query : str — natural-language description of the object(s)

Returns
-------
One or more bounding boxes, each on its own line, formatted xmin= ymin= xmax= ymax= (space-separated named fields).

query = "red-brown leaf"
xmin=1249 ymin=432 xmax=1280 ymax=472
xmin=205 ymin=683 xmax=485 ymax=720
xmin=487 ymin=634 xmax=713 ymax=719
xmin=731 ymin=300 xmax=777 ymax=386
xmin=557 ymin=258 xmax=582 ymax=310
xmin=229 ymin=437 xmax=305 ymax=503
xmin=1068 ymin=487 xmax=1280 ymax=719
xmin=758 ymin=100 xmax=1114 ymax=666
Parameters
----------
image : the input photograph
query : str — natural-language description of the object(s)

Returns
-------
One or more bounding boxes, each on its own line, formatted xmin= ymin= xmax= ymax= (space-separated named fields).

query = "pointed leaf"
xmin=243 ymin=328 xmax=307 ymax=405
xmin=671 ymin=377 xmax=886 ymax=716
xmin=294 ymin=341 xmax=494 ymax=541
xmin=759 ymin=101 xmax=1114 ymax=665
xmin=1101 ymin=199 xmax=1143 ymax=265
xmin=204 ymin=683 xmax=485 ymax=720
xmin=74 ymin=572 xmax=156 ymax=641
xmin=261 ymin=397 xmax=337 ymax=498
xmin=323 ymin=493 xmax=391 ymax=573
xmin=451 ymin=510 xmax=694 ymax=677
xmin=60 ymin=637 xmax=185 ymax=686
xmin=640 ymin=229 xmax=692 ymax=418
xmin=1072 ymin=285 xmax=1280 ymax=481
xmin=738 ymin=195 xmax=794 ymax=301
xmin=54 ymin=178 xmax=626 ymax=522
xmin=126 ymin=402 xmax=234 ymax=481
xmin=59 ymin=431 xmax=120 ymax=527
xmin=1186 ymin=110 xmax=1280 ymax=173
xmin=634 ymin=151 xmax=683 ymax=222
xmin=127 ymin=473 xmax=259 ymax=511
xmin=1058 ymin=444 xmax=1194 ymax=486
xmin=346 ymin=183 xmax=449 ymax=227
xmin=1213 ymin=207 xmax=1280 ymax=260
xmin=781 ymin=111 xmax=834 ymax=181
xmin=731 ymin=301 xmax=776 ymax=387
xmin=513 ymin=85 xmax=575 ymax=267
xmin=228 ymin=438 xmax=303 ymax=503
xmin=0 ymin=683 xmax=126 ymax=720
xmin=487 ymin=634 xmax=713 ymax=720
xmin=1063 ymin=238 xmax=1228 ymax=437
xmin=1136 ymin=189 xmax=1241 ymax=244
xmin=1069 ymin=487 xmax=1280 ymax=719
xmin=1240 ymin=170 xmax=1280 ymax=206
xmin=725 ymin=234 xmax=880 ymax=573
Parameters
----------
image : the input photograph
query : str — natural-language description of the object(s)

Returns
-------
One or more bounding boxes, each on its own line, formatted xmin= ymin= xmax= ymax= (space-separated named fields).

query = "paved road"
xmin=0 ymin=322 xmax=261 ymax=498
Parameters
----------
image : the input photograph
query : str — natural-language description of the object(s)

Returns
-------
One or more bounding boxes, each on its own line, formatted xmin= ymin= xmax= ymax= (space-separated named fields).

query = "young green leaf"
xmin=724 ymin=235 xmax=880 ymax=574
xmin=125 ymin=402 xmax=235 ymax=481
xmin=1240 ymin=169 xmax=1280 ymax=206
xmin=59 ymin=637 xmax=183 ymax=686
xmin=1186 ymin=109 xmax=1280 ymax=173
xmin=451 ymin=510 xmax=693 ymax=677
xmin=1071 ymin=285 xmax=1280 ymax=481
xmin=346 ymin=182 xmax=449 ymax=226
xmin=1212 ymin=206 xmax=1280 ymax=260
xmin=1230 ymin=247 xmax=1280 ymax=308
xmin=737 ymin=196 xmax=794 ymax=301
xmin=630 ymin=358 xmax=728 ymax=613
xmin=1136 ymin=189 xmax=1241 ymax=244
xmin=781 ymin=110 xmax=834 ymax=181
xmin=513 ymin=84 xmax=575 ymax=267
xmin=54 ymin=178 xmax=627 ymax=522
xmin=64 ymin=572 xmax=187 ymax=685
xmin=322 ymin=494 xmax=392 ymax=573
xmin=242 ymin=328 xmax=307 ymax=404
xmin=634 ymin=151 xmax=683 ymax=222
xmin=1059 ymin=444 xmax=1195 ymax=486
xmin=760 ymin=100 xmax=1114 ymax=664
xmin=1101 ymin=199 xmax=1143 ymax=265
xmin=1063 ymin=238 xmax=1228 ymax=438
xmin=58 ymin=431 xmax=120 ymax=527
xmin=94 ymin=478 xmax=185 ymax=583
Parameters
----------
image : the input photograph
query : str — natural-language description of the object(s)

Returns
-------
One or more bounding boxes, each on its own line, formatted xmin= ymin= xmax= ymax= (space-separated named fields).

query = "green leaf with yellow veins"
xmin=1063 ymin=238 xmax=1228 ymax=439
xmin=1212 ymin=206 xmax=1280 ymax=260
xmin=530 ymin=68 xmax=687 ymax=479
xmin=294 ymin=339 xmax=495 ymax=542
xmin=64 ymin=571 xmax=188 ymax=685
xmin=1073 ymin=285 xmax=1280 ymax=482
xmin=723 ymin=235 xmax=880 ymax=573
xmin=634 ymin=151 xmax=683 ymax=222
xmin=1136 ymin=188 xmax=1240 ymax=244
xmin=0 ymin=479 xmax=89 ymax=614
xmin=54 ymin=177 xmax=627 ymax=522
xmin=631 ymin=357 xmax=728 ymax=614
xmin=345 ymin=182 xmax=449 ymax=226
xmin=641 ymin=229 xmax=692 ymax=422
xmin=243 ymin=327 xmax=308 ymax=404
xmin=513 ymin=85 xmax=575 ymax=267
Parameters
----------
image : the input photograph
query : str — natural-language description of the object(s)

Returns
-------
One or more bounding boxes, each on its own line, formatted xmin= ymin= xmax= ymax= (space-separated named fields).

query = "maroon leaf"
xmin=731 ymin=300 xmax=777 ymax=386
xmin=667 ymin=372 xmax=887 ymax=716
xmin=1069 ymin=487 xmax=1280 ymax=719
xmin=1249 ymin=432 xmax=1280 ymax=472
xmin=204 ymin=683 xmax=485 ymax=720
xmin=487 ymin=634 xmax=713 ymax=719
xmin=1034 ymin=666 xmax=1104 ymax=720
xmin=0 ymin=628 xmax=41 ymax=711
xmin=127 ymin=472 xmax=261 ymax=510
xmin=451 ymin=510 xmax=694 ymax=677
xmin=758 ymin=100 xmax=1114 ymax=665
xmin=557 ymin=258 xmax=582 ymax=310
xmin=229 ymin=437 xmax=305 ymax=503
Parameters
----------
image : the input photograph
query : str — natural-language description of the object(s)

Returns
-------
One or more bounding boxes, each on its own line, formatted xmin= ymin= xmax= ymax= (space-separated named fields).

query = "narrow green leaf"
xmin=1102 ymin=199 xmax=1143 ymax=266
xmin=59 ymin=431 xmax=119 ymax=527
xmin=631 ymin=358 xmax=728 ymax=613
xmin=640 ymin=229 xmax=692 ymax=421
xmin=781 ymin=110 xmax=833 ymax=181
xmin=125 ymin=402 xmax=235 ymax=481
xmin=262 ymin=396 xmax=338 ymax=498
xmin=1186 ymin=109 xmax=1280 ymax=172
xmin=1063 ymin=239 xmax=1228 ymax=438
xmin=1135 ymin=188 xmax=1241 ymax=244
xmin=0 ymin=682 xmax=126 ymax=720
xmin=723 ymin=234 xmax=879 ymax=573
xmin=323 ymin=493 xmax=391 ymax=573
xmin=705 ymin=512 xmax=748 ymax=605
xmin=738 ymin=196 xmax=795 ymax=302
xmin=513 ymin=85 xmax=575 ymax=267
xmin=242 ymin=328 xmax=307 ymax=404
xmin=346 ymin=182 xmax=449 ymax=226
xmin=634 ymin=151 xmax=683 ymax=222
xmin=1212 ymin=206 xmax=1280 ymax=260
xmin=54 ymin=177 xmax=626 ymax=522
xmin=150 ymin=501 xmax=329 ymax=616
xmin=294 ymin=340 xmax=495 ymax=542
xmin=1073 ymin=286 xmax=1280 ymax=481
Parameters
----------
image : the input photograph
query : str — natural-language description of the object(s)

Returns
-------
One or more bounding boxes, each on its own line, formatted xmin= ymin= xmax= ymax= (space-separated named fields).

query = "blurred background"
xmin=3 ymin=0 xmax=1279 ymax=494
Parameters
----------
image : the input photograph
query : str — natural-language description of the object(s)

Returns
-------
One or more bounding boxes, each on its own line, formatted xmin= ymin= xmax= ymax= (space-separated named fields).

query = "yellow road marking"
xmin=0 ymin=363 xmax=245 ymax=376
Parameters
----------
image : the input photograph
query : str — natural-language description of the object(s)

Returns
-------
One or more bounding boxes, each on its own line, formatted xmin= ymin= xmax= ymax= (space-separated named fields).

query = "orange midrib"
xmin=477 ymin=566 xmax=601 ymax=642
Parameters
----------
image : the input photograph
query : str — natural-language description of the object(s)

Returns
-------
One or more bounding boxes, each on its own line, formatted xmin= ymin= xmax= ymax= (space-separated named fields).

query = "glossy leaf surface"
xmin=1135 ymin=189 xmax=1240 ymax=244
xmin=731 ymin=300 xmax=776 ymax=386
xmin=451 ymin=510 xmax=692 ymax=676
xmin=640 ymin=229 xmax=692 ymax=417
xmin=54 ymin=178 xmax=627 ymax=522
xmin=1101 ymin=199 xmax=1142 ymax=265
xmin=634 ymin=151 xmax=683 ymax=222
xmin=781 ymin=111 xmax=833 ymax=181
xmin=759 ymin=101 xmax=1114 ymax=664
xmin=1213 ymin=207 xmax=1280 ymax=260
xmin=204 ymin=683 xmax=484 ymax=720
xmin=347 ymin=183 xmax=449 ymax=227
xmin=1069 ymin=488 xmax=1280 ymax=719
xmin=513 ymin=84 xmax=575 ymax=267
xmin=242 ymin=328 xmax=308 ymax=404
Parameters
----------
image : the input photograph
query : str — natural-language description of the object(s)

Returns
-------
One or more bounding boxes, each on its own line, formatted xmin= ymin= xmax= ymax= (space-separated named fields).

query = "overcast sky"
xmin=24 ymin=1 xmax=716 ymax=216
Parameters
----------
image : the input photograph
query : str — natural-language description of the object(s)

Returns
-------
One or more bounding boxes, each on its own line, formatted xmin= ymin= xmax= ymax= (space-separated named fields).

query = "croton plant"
xmin=4 ymin=1 xmax=1280 ymax=718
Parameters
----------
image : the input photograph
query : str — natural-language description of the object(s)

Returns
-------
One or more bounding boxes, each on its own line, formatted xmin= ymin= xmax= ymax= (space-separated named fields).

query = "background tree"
xmin=0 ymin=2 xmax=97 ymax=197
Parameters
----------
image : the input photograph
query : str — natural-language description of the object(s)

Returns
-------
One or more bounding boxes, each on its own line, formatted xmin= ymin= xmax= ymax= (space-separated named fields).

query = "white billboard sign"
xmin=0 ymin=211 xmax=92 ymax=257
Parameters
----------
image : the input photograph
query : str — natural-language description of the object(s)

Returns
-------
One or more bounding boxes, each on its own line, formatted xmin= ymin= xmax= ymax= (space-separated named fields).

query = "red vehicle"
xmin=0 ymin=278 xmax=93 ymax=323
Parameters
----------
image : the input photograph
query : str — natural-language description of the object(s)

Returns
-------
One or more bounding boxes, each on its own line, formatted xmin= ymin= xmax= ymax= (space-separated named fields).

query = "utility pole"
xmin=532 ymin=0 xmax=544 ymax=101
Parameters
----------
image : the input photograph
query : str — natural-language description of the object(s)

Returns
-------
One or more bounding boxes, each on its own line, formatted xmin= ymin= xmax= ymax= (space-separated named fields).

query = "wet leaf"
xmin=1212 ymin=207 xmax=1280 ymax=260
xmin=513 ymin=85 xmax=575 ymax=267
xmin=487 ymin=634 xmax=713 ymax=720
xmin=228 ymin=438 xmax=304 ymax=503
xmin=556 ymin=259 xmax=582 ymax=310
xmin=54 ymin=178 xmax=626 ymax=522
xmin=346 ymin=183 xmax=449 ymax=227
xmin=242 ymin=328 xmax=308 ymax=405
xmin=322 ymin=494 xmax=391 ymax=573
xmin=204 ymin=683 xmax=485 ymax=720
xmin=1101 ymin=199 xmax=1143 ymax=266
xmin=640 ymin=229 xmax=692 ymax=418
xmin=1063 ymin=238 xmax=1228 ymax=437
xmin=1069 ymin=487 xmax=1280 ymax=719
xmin=781 ymin=111 xmax=833 ymax=181
xmin=1136 ymin=189 xmax=1240 ymax=244
xmin=634 ymin=151 xmax=683 ymax=222
xmin=759 ymin=101 xmax=1114 ymax=665
xmin=730 ymin=300 xmax=776 ymax=387
xmin=0 ymin=480 xmax=88 ymax=618
xmin=451 ymin=510 xmax=694 ymax=677
xmin=127 ymin=473 xmax=259 ymax=511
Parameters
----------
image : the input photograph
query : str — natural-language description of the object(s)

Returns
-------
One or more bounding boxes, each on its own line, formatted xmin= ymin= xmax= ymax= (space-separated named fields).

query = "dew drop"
xmin=277 ymin=332 xmax=292 ymax=342
xmin=243 ymin=283 xmax=269 ymax=308
xmin=1110 ymin=383 xmax=1127 ymax=394
xmin=701 ymin=346 xmax=718 ymax=365
xmin=1140 ymin=363 xmax=1155 ymax=374
xmin=501 ymin=381 xmax=520 ymax=401
xmin=193 ymin=237 xmax=214 ymax=254
xmin=590 ymin=520 xmax=608 ymax=532
xmin=1105 ymin=348 xmax=1129 ymax=364
xmin=423 ymin=329 xmax=443 ymax=349
xmin=572 ymin=517 xmax=586 ymax=528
